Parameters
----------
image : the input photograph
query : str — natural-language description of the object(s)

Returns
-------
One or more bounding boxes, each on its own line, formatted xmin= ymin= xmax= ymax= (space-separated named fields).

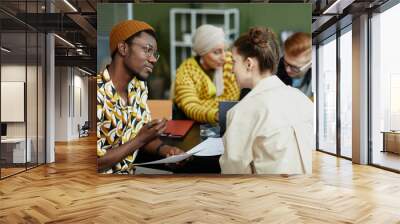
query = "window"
xmin=370 ymin=2 xmax=400 ymax=171
xmin=339 ymin=27 xmax=352 ymax=158
xmin=0 ymin=0 xmax=47 ymax=179
xmin=317 ymin=35 xmax=337 ymax=154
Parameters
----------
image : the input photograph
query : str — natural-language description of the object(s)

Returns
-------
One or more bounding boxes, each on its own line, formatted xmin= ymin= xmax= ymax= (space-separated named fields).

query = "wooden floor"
xmin=1 ymin=167 xmax=26 ymax=178
xmin=373 ymin=151 xmax=400 ymax=171
xmin=1 ymin=164 xmax=45 ymax=178
xmin=1 ymin=135 xmax=400 ymax=223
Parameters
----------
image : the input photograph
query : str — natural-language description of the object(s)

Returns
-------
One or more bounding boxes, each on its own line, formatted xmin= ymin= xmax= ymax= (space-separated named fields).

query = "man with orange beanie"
xmin=97 ymin=20 xmax=185 ymax=174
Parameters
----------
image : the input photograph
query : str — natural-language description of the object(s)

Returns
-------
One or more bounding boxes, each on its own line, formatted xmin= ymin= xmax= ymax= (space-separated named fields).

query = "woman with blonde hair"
xmin=173 ymin=24 xmax=240 ymax=124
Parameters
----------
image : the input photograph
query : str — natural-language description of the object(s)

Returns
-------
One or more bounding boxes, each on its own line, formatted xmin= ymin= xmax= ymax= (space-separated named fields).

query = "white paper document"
xmin=186 ymin=137 xmax=224 ymax=156
xmin=133 ymin=138 xmax=225 ymax=166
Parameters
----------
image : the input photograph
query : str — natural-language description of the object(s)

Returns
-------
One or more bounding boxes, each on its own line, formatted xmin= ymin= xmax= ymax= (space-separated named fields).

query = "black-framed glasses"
xmin=283 ymin=59 xmax=311 ymax=73
xmin=128 ymin=41 xmax=160 ymax=61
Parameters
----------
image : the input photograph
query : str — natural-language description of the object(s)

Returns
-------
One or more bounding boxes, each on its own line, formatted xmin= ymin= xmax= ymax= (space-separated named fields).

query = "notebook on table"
xmin=161 ymin=120 xmax=195 ymax=138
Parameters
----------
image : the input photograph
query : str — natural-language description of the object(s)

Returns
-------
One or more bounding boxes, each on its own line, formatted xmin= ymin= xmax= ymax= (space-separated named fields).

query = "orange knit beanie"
xmin=109 ymin=19 xmax=155 ymax=55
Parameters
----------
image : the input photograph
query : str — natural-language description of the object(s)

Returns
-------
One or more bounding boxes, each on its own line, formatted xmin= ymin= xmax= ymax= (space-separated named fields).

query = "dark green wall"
xmin=99 ymin=3 xmax=311 ymax=41
xmin=198 ymin=3 xmax=311 ymax=35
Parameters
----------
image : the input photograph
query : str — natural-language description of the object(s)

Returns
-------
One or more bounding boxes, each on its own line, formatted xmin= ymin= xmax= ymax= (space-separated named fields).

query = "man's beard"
xmin=123 ymin=62 xmax=148 ymax=82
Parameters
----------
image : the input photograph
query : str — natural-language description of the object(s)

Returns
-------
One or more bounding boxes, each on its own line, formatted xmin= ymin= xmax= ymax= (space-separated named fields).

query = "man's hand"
xmin=215 ymin=112 xmax=219 ymax=122
xmin=159 ymin=145 xmax=191 ymax=168
xmin=135 ymin=119 xmax=167 ymax=145
xmin=159 ymin=145 xmax=184 ymax=157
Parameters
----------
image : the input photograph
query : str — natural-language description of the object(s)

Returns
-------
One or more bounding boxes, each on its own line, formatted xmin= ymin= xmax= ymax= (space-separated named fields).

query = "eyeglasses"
xmin=283 ymin=59 xmax=311 ymax=73
xmin=128 ymin=41 xmax=160 ymax=61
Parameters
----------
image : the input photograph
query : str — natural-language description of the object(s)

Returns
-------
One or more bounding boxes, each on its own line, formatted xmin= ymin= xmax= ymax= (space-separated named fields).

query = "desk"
xmin=381 ymin=131 xmax=400 ymax=154
xmin=1 ymin=138 xmax=32 ymax=163
xmin=135 ymin=124 xmax=221 ymax=173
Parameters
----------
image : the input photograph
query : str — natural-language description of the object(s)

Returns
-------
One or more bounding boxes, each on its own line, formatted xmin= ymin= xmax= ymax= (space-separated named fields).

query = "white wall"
xmin=1 ymin=65 xmax=26 ymax=141
xmin=54 ymin=67 xmax=89 ymax=141
xmin=71 ymin=71 xmax=89 ymax=139
xmin=54 ymin=66 xmax=69 ymax=141
xmin=1 ymin=65 xmax=35 ymax=138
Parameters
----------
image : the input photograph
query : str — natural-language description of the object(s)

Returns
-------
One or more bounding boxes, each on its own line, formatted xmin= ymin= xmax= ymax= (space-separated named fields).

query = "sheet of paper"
xmin=133 ymin=138 xmax=224 ymax=166
xmin=186 ymin=137 xmax=224 ymax=156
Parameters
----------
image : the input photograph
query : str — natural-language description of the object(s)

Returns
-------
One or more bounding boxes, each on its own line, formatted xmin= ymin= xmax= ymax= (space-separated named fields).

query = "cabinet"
xmin=382 ymin=131 xmax=400 ymax=154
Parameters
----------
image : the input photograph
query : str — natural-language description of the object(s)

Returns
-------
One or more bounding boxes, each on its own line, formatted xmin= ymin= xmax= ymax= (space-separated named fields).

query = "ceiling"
xmin=0 ymin=0 xmax=97 ymax=73
xmin=311 ymin=0 xmax=390 ymax=43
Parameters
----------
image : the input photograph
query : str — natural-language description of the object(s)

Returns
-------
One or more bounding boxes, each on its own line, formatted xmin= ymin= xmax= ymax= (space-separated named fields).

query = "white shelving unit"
xmin=169 ymin=8 xmax=239 ymax=82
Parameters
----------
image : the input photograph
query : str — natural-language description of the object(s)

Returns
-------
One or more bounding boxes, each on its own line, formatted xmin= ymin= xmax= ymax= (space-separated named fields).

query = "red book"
xmin=162 ymin=120 xmax=195 ymax=138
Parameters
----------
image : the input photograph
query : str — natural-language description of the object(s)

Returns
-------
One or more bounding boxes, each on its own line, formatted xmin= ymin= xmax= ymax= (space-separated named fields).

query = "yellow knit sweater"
xmin=174 ymin=52 xmax=240 ymax=124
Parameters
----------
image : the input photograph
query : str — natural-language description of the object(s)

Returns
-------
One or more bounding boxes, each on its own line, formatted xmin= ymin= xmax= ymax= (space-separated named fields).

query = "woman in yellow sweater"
xmin=173 ymin=24 xmax=240 ymax=124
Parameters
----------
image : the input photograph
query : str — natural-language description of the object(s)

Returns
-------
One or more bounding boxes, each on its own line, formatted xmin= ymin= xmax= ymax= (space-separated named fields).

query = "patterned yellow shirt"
xmin=174 ymin=52 xmax=240 ymax=124
xmin=97 ymin=68 xmax=151 ymax=174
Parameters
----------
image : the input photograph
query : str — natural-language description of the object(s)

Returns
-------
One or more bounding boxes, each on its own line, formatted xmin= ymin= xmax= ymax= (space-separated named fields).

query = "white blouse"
xmin=219 ymin=75 xmax=314 ymax=174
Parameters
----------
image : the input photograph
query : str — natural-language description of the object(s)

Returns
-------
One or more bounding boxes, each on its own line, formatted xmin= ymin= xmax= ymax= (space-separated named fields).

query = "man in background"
xmin=277 ymin=32 xmax=313 ymax=99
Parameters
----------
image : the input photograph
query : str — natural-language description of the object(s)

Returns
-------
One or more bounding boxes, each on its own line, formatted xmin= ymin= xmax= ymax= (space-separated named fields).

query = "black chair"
xmin=172 ymin=103 xmax=189 ymax=120
xmin=218 ymin=101 xmax=238 ymax=136
xmin=78 ymin=121 xmax=90 ymax=138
